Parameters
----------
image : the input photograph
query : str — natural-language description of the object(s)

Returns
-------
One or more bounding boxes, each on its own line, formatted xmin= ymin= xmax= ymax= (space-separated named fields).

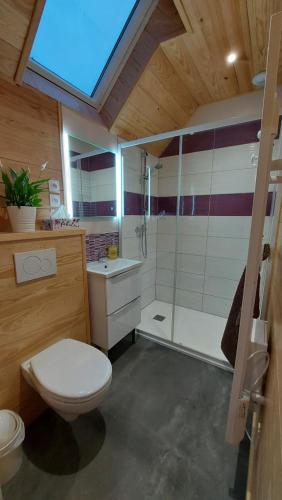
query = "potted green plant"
xmin=0 ymin=165 xmax=49 ymax=232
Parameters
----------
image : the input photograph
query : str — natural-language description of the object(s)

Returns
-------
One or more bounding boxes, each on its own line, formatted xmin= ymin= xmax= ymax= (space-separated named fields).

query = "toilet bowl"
xmin=21 ymin=339 xmax=112 ymax=422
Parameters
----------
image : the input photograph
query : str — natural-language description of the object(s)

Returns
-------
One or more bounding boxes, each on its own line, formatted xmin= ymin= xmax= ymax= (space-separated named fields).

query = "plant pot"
xmin=7 ymin=206 xmax=36 ymax=232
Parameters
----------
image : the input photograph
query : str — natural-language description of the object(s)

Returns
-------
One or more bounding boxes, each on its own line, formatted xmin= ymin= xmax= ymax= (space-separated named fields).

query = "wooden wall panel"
xmin=0 ymin=230 xmax=90 ymax=424
xmin=247 ymin=201 xmax=282 ymax=499
xmin=0 ymin=78 xmax=62 ymax=231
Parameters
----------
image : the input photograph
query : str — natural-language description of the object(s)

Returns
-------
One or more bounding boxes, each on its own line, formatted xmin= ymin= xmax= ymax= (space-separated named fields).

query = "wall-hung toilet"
xmin=21 ymin=339 xmax=112 ymax=422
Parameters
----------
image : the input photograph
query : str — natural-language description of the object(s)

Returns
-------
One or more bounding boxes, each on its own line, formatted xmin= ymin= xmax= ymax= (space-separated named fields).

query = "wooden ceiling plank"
xmin=100 ymin=0 xmax=186 ymax=129
xmin=0 ymin=0 xmax=33 ymax=51
xmin=180 ymin=0 xmax=240 ymax=99
xmin=247 ymin=0 xmax=282 ymax=75
xmin=125 ymin=85 xmax=182 ymax=132
xmin=234 ymin=59 xmax=253 ymax=93
xmin=0 ymin=39 xmax=21 ymax=80
xmin=173 ymin=0 xmax=193 ymax=33
xmin=162 ymin=35 xmax=213 ymax=105
xmin=137 ymin=54 xmax=196 ymax=125
xmin=15 ymin=0 xmax=46 ymax=84
xmin=148 ymin=47 xmax=197 ymax=116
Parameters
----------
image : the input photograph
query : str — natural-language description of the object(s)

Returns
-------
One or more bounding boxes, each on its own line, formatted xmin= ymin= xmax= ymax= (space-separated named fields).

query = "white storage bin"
xmin=0 ymin=410 xmax=25 ymax=487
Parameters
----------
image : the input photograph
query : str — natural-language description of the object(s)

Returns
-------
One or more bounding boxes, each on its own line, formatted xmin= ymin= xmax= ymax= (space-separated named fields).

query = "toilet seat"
xmin=30 ymin=339 xmax=112 ymax=401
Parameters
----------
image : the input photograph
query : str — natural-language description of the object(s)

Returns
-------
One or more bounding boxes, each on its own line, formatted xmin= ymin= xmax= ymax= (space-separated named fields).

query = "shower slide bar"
xmin=225 ymin=11 xmax=282 ymax=445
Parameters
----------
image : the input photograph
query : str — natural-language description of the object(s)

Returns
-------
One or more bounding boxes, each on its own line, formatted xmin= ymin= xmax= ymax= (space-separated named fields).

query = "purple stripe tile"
xmin=150 ymin=196 xmax=159 ymax=215
xmin=158 ymin=196 xmax=177 ymax=215
xmin=156 ymin=192 xmax=273 ymax=216
xmin=86 ymin=232 xmax=119 ymax=262
xmin=161 ymin=117 xmax=282 ymax=158
xmin=209 ymin=193 xmax=253 ymax=216
xmin=71 ymin=152 xmax=115 ymax=172
xmin=73 ymin=200 xmax=116 ymax=217
xmin=124 ymin=192 xmax=143 ymax=215
xmin=210 ymin=192 xmax=273 ymax=216
xmin=214 ymin=120 xmax=260 ymax=149
xmin=181 ymin=195 xmax=210 ymax=216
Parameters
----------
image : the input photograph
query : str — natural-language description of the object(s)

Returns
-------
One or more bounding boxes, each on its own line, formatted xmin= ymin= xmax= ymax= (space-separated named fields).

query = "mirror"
xmin=67 ymin=135 xmax=116 ymax=218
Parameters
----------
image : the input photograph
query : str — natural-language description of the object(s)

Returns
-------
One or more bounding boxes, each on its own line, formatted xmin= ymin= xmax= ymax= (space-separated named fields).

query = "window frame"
xmin=27 ymin=0 xmax=158 ymax=111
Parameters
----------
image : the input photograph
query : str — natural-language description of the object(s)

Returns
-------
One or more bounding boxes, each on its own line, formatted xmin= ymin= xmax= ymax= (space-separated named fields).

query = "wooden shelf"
xmin=0 ymin=229 xmax=86 ymax=243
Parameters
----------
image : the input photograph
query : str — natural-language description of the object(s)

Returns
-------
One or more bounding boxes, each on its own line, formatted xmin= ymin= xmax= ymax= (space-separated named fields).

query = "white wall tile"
xmin=147 ymin=234 xmax=157 ymax=252
xmin=92 ymin=183 xmax=116 ymax=202
xmin=142 ymin=269 xmax=156 ymax=291
xmin=157 ymin=216 xmax=177 ymax=235
xmin=157 ymin=234 xmax=177 ymax=253
xmin=156 ymin=268 xmax=174 ymax=287
xmin=175 ymin=289 xmax=202 ymax=311
xmin=176 ymin=253 xmax=206 ymax=275
xmin=122 ymin=215 xmax=142 ymax=238
xmin=181 ymin=172 xmax=212 ymax=196
xmin=204 ymin=275 xmax=238 ymax=300
xmin=205 ymin=256 xmax=245 ymax=280
xmin=147 ymin=216 xmax=158 ymax=235
xmin=178 ymin=235 xmax=207 ymax=256
xmin=182 ymin=150 xmax=214 ymax=174
xmin=211 ymin=168 xmax=256 ymax=194
xmin=122 ymin=147 xmax=141 ymax=171
xmin=213 ymin=143 xmax=259 ymax=172
xmin=178 ymin=216 xmax=209 ymax=236
xmin=122 ymin=237 xmax=140 ymax=259
xmin=176 ymin=272 xmax=204 ymax=293
xmin=156 ymin=251 xmax=175 ymax=270
xmin=159 ymin=156 xmax=179 ymax=177
xmin=207 ymin=236 xmax=249 ymax=260
xmin=156 ymin=285 xmax=174 ymax=303
xmin=208 ymin=216 xmax=251 ymax=238
xmin=142 ymin=252 xmax=157 ymax=273
xmin=123 ymin=166 xmax=141 ymax=193
xmin=141 ymin=286 xmax=156 ymax=309
xmin=158 ymin=176 xmax=178 ymax=197
xmin=90 ymin=167 xmax=115 ymax=186
xmin=203 ymin=295 xmax=231 ymax=318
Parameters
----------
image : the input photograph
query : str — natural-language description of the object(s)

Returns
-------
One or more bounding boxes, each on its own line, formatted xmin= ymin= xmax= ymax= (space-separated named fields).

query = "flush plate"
xmin=14 ymin=248 xmax=57 ymax=283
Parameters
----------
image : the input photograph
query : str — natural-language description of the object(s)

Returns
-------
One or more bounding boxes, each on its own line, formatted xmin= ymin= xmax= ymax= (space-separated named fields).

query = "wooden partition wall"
xmin=0 ymin=77 xmax=63 ymax=231
xmin=247 ymin=202 xmax=282 ymax=499
xmin=0 ymin=230 xmax=90 ymax=424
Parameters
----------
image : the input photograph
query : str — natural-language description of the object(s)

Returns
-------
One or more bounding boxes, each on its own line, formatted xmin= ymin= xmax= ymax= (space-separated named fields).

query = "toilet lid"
xmin=31 ymin=339 xmax=112 ymax=400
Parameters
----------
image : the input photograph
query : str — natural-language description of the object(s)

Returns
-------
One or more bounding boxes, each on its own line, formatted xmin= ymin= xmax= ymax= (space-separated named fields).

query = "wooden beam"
xmin=14 ymin=0 xmax=46 ymax=84
xmin=100 ymin=0 xmax=186 ymax=129
xmin=173 ymin=0 xmax=193 ymax=33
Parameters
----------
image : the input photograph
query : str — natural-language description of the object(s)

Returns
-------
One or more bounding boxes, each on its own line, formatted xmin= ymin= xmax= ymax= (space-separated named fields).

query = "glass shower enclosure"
xmin=120 ymin=119 xmax=277 ymax=370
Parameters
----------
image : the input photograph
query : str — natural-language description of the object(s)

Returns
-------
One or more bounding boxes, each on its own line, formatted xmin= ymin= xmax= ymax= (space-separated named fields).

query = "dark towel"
xmin=221 ymin=244 xmax=270 ymax=367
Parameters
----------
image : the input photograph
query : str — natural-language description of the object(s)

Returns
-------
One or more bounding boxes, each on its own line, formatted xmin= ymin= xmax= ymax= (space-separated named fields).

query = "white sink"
xmin=87 ymin=258 xmax=142 ymax=278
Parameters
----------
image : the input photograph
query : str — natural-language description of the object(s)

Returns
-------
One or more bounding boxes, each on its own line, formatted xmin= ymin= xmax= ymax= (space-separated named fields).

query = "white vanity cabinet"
xmin=87 ymin=258 xmax=142 ymax=350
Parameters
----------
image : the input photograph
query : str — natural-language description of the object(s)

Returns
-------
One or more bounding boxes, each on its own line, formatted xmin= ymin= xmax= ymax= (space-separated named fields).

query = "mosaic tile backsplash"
xmin=85 ymin=232 xmax=119 ymax=262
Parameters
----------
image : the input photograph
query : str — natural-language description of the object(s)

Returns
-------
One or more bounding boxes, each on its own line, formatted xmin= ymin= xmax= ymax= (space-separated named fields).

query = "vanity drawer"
xmin=107 ymin=298 xmax=141 ymax=349
xmin=106 ymin=268 xmax=141 ymax=315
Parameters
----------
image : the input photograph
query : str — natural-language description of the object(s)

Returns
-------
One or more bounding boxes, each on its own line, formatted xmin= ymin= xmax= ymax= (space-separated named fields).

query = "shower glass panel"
xmin=121 ymin=142 xmax=174 ymax=340
xmin=171 ymin=122 xmax=273 ymax=366
xmin=120 ymin=118 xmax=278 ymax=370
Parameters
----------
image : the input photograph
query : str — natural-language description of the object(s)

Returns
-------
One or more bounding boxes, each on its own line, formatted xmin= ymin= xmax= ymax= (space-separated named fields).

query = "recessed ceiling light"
xmin=226 ymin=52 xmax=237 ymax=64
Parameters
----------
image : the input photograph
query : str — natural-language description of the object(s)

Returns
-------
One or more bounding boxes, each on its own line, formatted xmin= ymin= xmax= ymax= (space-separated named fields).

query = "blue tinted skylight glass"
xmin=31 ymin=0 xmax=138 ymax=96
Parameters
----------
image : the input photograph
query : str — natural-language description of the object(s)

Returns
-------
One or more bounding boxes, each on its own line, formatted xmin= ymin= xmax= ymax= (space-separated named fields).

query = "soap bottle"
xmin=107 ymin=239 xmax=118 ymax=260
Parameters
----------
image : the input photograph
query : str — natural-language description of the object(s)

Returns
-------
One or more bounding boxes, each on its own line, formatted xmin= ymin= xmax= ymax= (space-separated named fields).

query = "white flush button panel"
xmin=14 ymin=248 xmax=57 ymax=283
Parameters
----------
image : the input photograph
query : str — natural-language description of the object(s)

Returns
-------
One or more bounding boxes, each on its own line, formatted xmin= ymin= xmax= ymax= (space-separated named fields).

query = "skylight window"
xmin=30 ymin=0 xmax=140 ymax=100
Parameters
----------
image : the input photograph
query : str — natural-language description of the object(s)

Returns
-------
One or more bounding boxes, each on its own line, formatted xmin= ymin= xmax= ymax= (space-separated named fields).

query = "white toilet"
xmin=21 ymin=339 xmax=112 ymax=422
